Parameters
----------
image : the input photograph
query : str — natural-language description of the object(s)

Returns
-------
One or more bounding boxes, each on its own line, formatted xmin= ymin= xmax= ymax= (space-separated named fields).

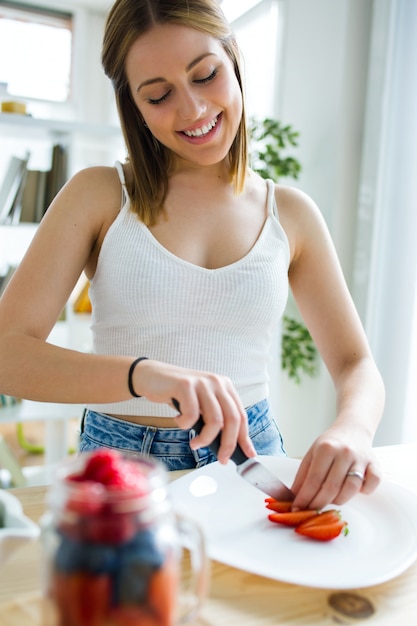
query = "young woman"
xmin=0 ymin=0 xmax=384 ymax=511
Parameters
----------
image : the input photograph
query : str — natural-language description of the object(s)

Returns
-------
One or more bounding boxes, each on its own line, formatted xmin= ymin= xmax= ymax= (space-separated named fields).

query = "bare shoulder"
xmin=273 ymin=184 xmax=328 ymax=261
xmin=45 ymin=165 xmax=123 ymax=243
xmin=59 ymin=165 xmax=122 ymax=217
xmin=33 ymin=165 xmax=124 ymax=279
xmin=274 ymin=184 xmax=321 ymax=222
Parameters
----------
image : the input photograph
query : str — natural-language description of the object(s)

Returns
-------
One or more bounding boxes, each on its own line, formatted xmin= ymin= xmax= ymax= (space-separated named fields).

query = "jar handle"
xmin=175 ymin=512 xmax=209 ymax=624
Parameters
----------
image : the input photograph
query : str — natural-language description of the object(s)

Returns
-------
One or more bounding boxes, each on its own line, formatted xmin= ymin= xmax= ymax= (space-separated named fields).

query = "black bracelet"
xmin=128 ymin=357 xmax=148 ymax=398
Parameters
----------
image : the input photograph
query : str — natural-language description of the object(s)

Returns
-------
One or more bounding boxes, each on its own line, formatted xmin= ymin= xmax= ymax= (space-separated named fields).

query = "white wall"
xmin=277 ymin=0 xmax=372 ymax=284
xmin=234 ymin=0 xmax=374 ymax=456
xmin=353 ymin=0 xmax=417 ymax=445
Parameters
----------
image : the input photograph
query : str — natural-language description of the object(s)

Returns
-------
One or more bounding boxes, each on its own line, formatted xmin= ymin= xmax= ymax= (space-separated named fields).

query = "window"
xmin=221 ymin=0 xmax=264 ymax=23
xmin=0 ymin=1 xmax=72 ymax=102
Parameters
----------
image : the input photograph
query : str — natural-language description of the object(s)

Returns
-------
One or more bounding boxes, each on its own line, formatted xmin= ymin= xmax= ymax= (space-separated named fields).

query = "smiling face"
xmin=125 ymin=23 xmax=243 ymax=170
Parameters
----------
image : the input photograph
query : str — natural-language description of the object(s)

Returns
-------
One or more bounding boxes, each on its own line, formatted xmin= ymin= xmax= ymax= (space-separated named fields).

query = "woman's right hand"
xmin=131 ymin=359 xmax=256 ymax=464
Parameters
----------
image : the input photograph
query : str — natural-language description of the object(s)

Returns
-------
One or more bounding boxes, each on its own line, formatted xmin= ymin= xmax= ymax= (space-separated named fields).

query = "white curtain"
xmin=353 ymin=0 xmax=417 ymax=444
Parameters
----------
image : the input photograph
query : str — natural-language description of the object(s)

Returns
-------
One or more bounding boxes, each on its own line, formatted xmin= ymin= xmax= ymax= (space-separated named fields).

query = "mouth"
xmin=180 ymin=114 xmax=220 ymax=138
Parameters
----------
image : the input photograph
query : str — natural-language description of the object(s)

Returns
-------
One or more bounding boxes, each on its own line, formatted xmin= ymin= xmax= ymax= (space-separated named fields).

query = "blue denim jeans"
xmin=79 ymin=398 xmax=286 ymax=471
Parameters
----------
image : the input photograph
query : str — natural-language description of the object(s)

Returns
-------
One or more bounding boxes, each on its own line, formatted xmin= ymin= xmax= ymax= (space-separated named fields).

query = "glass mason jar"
xmin=40 ymin=451 xmax=208 ymax=626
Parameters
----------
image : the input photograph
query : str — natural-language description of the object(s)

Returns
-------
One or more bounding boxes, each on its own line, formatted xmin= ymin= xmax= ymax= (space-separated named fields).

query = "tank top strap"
xmin=114 ymin=160 xmax=126 ymax=185
xmin=265 ymin=179 xmax=279 ymax=219
xmin=114 ymin=161 xmax=129 ymax=208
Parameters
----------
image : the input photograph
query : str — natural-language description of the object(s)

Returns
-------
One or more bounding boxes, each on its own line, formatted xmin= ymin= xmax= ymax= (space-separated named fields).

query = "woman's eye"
xmin=195 ymin=68 xmax=218 ymax=84
xmin=148 ymin=91 xmax=171 ymax=105
xmin=146 ymin=69 xmax=218 ymax=104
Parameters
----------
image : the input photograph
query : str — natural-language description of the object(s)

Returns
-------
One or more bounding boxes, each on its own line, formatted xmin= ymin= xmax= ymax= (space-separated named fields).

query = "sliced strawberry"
xmin=295 ymin=519 xmax=348 ymax=541
xmin=265 ymin=499 xmax=293 ymax=513
xmin=295 ymin=509 xmax=348 ymax=541
xmin=295 ymin=509 xmax=342 ymax=528
xmin=268 ymin=509 xmax=318 ymax=526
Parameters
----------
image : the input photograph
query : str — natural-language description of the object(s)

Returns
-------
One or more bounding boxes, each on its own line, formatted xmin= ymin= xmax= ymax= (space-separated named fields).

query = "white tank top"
xmin=87 ymin=163 xmax=290 ymax=417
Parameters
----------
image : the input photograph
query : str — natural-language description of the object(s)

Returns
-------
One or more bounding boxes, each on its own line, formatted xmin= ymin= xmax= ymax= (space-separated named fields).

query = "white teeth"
xmin=183 ymin=116 xmax=218 ymax=137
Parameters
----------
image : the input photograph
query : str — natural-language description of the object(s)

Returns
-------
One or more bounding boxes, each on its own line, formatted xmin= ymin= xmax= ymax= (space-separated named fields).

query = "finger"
xmin=218 ymin=395 xmax=255 ymax=463
xmin=189 ymin=393 xmax=243 ymax=465
xmin=291 ymin=453 xmax=334 ymax=510
xmin=290 ymin=451 xmax=313 ymax=494
xmin=311 ymin=458 xmax=381 ymax=507
xmin=187 ymin=395 xmax=225 ymax=451
xmin=333 ymin=458 xmax=382 ymax=504
xmin=171 ymin=378 xmax=254 ymax=464
xmin=292 ymin=445 xmax=357 ymax=510
xmin=310 ymin=454 xmax=361 ymax=509
xmin=313 ymin=459 xmax=367 ymax=510
xmin=328 ymin=467 xmax=366 ymax=506
xmin=172 ymin=394 xmax=225 ymax=460
xmin=220 ymin=383 xmax=255 ymax=461
xmin=236 ymin=419 xmax=257 ymax=460
xmin=360 ymin=461 xmax=382 ymax=495
xmin=171 ymin=395 xmax=201 ymax=429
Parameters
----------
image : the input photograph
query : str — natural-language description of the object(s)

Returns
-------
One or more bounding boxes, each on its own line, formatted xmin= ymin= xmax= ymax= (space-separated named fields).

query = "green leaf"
xmin=249 ymin=116 xmax=302 ymax=182
xmin=281 ymin=316 xmax=318 ymax=384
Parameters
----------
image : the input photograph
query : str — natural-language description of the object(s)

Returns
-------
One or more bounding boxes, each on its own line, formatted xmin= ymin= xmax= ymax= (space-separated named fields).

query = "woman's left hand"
xmin=290 ymin=427 xmax=382 ymax=511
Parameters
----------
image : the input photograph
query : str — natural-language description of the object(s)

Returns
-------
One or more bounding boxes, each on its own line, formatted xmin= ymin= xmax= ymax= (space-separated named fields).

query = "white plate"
xmin=168 ymin=456 xmax=417 ymax=589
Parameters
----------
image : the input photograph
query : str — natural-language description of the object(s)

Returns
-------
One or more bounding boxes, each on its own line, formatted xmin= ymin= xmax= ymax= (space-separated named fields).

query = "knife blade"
xmin=172 ymin=399 xmax=294 ymax=501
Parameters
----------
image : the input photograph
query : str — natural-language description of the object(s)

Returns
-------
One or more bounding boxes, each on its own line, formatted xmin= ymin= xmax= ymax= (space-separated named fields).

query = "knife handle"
xmin=172 ymin=399 xmax=248 ymax=466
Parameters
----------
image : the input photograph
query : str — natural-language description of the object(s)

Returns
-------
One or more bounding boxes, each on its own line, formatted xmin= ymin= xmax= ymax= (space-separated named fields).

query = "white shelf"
xmin=0 ymin=400 xmax=84 ymax=425
xmin=0 ymin=401 xmax=83 ymax=468
xmin=0 ymin=112 xmax=121 ymax=138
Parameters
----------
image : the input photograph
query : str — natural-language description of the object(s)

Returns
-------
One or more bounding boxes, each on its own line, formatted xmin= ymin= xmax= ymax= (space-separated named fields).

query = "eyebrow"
xmin=137 ymin=52 xmax=217 ymax=92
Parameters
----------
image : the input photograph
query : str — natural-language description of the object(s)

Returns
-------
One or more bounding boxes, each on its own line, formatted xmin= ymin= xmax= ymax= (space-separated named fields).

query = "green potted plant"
xmin=249 ymin=117 xmax=318 ymax=384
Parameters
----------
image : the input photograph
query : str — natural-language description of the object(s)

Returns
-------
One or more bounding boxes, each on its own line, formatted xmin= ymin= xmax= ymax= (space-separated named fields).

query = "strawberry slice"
xmin=295 ymin=509 xmax=348 ymax=541
xmin=268 ymin=509 xmax=318 ymax=527
xmin=295 ymin=509 xmax=341 ymax=528
xmin=295 ymin=519 xmax=348 ymax=541
xmin=265 ymin=499 xmax=293 ymax=513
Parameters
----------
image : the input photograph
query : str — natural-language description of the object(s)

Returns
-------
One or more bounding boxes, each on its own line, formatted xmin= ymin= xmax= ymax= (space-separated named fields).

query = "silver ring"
xmin=346 ymin=470 xmax=365 ymax=481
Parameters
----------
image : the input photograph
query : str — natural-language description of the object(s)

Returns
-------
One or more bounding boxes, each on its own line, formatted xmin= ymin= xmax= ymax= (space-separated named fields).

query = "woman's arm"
xmin=0 ymin=166 xmax=136 ymax=404
xmin=277 ymin=185 xmax=385 ymax=510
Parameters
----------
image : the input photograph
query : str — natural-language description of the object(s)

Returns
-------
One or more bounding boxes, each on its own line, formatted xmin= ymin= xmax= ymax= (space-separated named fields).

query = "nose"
xmin=177 ymin=87 xmax=207 ymax=121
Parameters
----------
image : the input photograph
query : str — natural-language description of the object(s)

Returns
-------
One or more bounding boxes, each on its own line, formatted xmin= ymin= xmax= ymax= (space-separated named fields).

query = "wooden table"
xmin=2 ymin=444 xmax=417 ymax=625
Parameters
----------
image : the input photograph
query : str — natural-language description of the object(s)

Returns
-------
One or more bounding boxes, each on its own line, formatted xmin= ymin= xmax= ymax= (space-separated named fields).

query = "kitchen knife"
xmin=172 ymin=399 xmax=294 ymax=501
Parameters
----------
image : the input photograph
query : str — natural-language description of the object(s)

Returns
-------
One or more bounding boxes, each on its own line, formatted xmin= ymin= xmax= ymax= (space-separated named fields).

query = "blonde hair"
xmin=102 ymin=0 xmax=248 ymax=225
